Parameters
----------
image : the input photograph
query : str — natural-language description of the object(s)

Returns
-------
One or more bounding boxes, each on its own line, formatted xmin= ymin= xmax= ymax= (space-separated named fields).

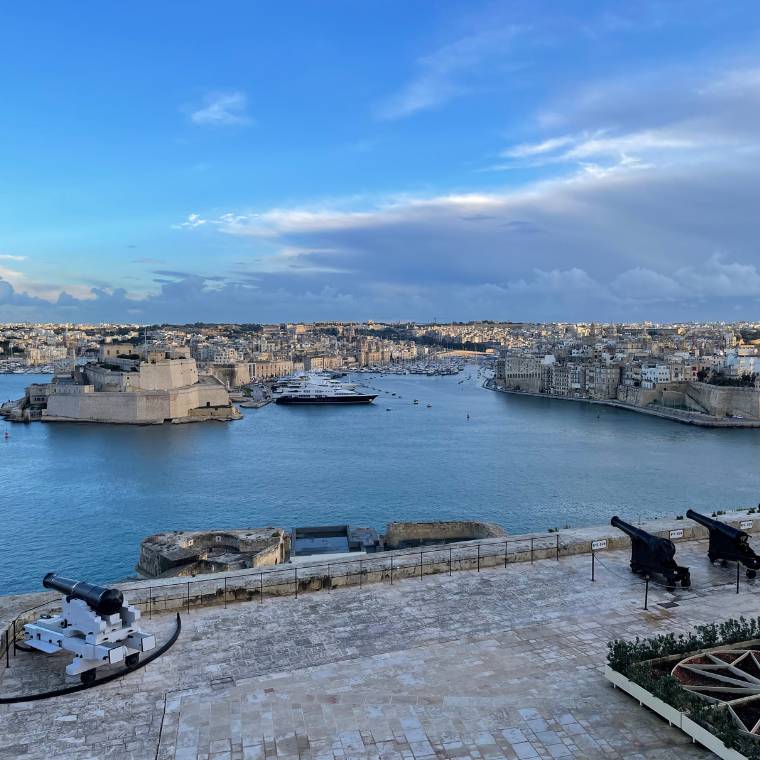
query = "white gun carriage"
xmin=23 ymin=573 xmax=156 ymax=684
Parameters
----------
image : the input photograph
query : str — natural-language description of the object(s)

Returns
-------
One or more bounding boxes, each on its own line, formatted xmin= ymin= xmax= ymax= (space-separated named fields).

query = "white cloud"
xmin=0 ymin=254 xmax=26 ymax=261
xmin=502 ymin=136 xmax=575 ymax=159
xmin=173 ymin=213 xmax=207 ymax=229
xmin=190 ymin=91 xmax=253 ymax=126
xmin=377 ymin=25 xmax=524 ymax=120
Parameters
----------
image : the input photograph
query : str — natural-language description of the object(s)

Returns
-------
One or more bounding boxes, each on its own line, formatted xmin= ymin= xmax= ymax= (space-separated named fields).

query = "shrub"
xmin=608 ymin=616 xmax=760 ymax=758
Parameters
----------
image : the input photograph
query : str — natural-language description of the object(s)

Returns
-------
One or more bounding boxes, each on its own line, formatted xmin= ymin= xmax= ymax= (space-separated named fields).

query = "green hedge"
xmin=607 ymin=616 xmax=760 ymax=758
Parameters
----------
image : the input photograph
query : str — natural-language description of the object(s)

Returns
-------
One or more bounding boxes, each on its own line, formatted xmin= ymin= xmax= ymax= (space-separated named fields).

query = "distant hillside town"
xmin=3 ymin=320 xmax=760 ymax=421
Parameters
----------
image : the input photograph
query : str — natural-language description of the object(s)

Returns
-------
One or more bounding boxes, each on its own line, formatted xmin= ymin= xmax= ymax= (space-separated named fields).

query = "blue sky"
xmin=2 ymin=1 xmax=760 ymax=323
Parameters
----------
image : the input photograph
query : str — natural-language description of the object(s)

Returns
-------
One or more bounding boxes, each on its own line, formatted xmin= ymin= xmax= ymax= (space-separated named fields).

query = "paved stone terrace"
xmin=1 ymin=540 xmax=758 ymax=760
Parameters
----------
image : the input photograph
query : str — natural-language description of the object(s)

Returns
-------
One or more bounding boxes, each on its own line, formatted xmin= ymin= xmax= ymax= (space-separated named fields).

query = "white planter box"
xmin=604 ymin=665 xmax=747 ymax=760
xmin=680 ymin=715 xmax=747 ymax=760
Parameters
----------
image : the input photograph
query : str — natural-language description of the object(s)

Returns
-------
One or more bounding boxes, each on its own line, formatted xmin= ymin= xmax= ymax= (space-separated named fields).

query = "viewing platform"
xmin=3 ymin=512 xmax=760 ymax=758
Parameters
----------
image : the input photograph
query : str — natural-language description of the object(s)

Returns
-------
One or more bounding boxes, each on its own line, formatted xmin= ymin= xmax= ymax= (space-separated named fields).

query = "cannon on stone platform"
xmin=611 ymin=516 xmax=691 ymax=589
xmin=686 ymin=509 xmax=760 ymax=579
xmin=23 ymin=573 xmax=156 ymax=684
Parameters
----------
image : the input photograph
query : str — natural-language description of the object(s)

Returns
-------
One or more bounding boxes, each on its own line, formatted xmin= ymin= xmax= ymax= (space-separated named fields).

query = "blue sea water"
xmin=2 ymin=368 xmax=760 ymax=595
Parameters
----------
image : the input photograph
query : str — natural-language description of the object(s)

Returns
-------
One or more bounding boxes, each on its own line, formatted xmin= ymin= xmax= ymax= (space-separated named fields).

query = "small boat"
xmin=413 ymin=399 xmax=419 ymax=404
xmin=427 ymin=403 xmax=432 ymax=408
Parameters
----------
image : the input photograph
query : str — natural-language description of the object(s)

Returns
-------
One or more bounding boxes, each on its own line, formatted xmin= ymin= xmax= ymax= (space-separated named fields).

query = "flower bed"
xmin=606 ymin=617 xmax=760 ymax=759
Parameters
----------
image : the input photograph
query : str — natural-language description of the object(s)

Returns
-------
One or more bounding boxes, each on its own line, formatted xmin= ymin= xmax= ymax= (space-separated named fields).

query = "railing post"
xmin=477 ymin=544 xmax=480 ymax=572
xmin=12 ymin=620 xmax=16 ymax=656
xmin=149 ymin=587 xmax=153 ymax=619
xmin=390 ymin=555 xmax=394 ymax=585
xmin=5 ymin=630 xmax=8 ymax=669
xmin=591 ymin=550 xmax=595 ymax=582
xmin=644 ymin=577 xmax=649 ymax=610
xmin=419 ymin=551 xmax=423 ymax=579
xmin=504 ymin=540 xmax=508 ymax=568
xmin=359 ymin=559 xmax=363 ymax=588
xmin=186 ymin=582 xmax=190 ymax=614
xmin=260 ymin=572 xmax=263 ymax=603
xmin=556 ymin=533 xmax=560 ymax=561
xmin=530 ymin=537 xmax=534 ymax=564
xmin=449 ymin=547 xmax=452 ymax=576
xmin=737 ymin=562 xmax=741 ymax=594
xmin=224 ymin=577 xmax=228 ymax=608
xmin=294 ymin=567 xmax=298 ymax=599
xmin=327 ymin=563 xmax=331 ymax=590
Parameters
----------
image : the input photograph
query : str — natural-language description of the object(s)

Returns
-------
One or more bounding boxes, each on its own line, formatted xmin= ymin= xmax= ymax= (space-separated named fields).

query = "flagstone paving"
xmin=2 ymin=539 xmax=757 ymax=759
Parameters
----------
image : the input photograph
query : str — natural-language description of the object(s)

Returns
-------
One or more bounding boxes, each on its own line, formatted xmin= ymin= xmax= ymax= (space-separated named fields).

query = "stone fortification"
xmin=137 ymin=528 xmax=290 ymax=578
xmin=3 ymin=342 xmax=241 ymax=424
xmin=384 ymin=520 xmax=507 ymax=549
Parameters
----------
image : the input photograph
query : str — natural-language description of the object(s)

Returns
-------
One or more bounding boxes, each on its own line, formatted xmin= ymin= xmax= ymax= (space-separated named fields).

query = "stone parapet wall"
xmin=384 ymin=520 xmax=507 ymax=549
xmin=6 ymin=509 xmax=760 ymax=633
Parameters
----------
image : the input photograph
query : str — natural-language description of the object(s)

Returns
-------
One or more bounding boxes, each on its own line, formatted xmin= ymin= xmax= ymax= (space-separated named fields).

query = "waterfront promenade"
xmin=2 ymin=537 xmax=758 ymax=759
xmin=484 ymin=378 xmax=760 ymax=428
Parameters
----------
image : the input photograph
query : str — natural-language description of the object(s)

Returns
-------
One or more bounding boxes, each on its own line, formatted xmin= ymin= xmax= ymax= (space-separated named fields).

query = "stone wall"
xmin=43 ymin=382 xmax=236 ymax=424
xmin=686 ymin=381 xmax=760 ymax=419
xmin=384 ymin=520 xmax=507 ymax=549
xmin=5 ymin=509 xmax=760 ymax=628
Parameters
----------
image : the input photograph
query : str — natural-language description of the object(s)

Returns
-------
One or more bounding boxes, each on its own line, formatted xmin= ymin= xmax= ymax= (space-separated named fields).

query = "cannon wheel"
xmin=125 ymin=653 xmax=140 ymax=668
xmin=747 ymin=569 xmax=757 ymax=580
xmin=80 ymin=669 xmax=97 ymax=685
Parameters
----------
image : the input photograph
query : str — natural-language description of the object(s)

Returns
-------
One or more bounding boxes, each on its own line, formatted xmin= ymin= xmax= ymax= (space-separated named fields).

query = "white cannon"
xmin=23 ymin=573 xmax=156 ymax=683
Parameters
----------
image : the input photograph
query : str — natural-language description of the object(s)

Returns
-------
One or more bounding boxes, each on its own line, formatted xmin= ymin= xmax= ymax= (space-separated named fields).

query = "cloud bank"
xmin=6 ymin=57 xmax=760 ymax=324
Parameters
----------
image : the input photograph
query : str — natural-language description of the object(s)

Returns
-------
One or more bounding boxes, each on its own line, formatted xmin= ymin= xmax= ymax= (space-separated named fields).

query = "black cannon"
xmin=611 ymin=516 xmax=691 ymax=589
xmin=686 ymin=510 xmax=760 ymax=579
xmin=43 ymin=572 xmax=124 ymax=616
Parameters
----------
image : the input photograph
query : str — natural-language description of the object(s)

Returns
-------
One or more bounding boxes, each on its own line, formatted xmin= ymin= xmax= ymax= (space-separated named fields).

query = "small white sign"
xmin=741 ymin=520 xmax=753 ymax=530
xmin=669 ymin=529 xmax=684 ymax=540
xmin=592 ymin=539 xmax=607 ymax=551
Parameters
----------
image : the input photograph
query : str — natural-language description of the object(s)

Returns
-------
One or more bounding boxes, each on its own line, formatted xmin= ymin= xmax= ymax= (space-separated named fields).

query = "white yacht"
xmin=272 ymin=373 xmax=377 ymax=405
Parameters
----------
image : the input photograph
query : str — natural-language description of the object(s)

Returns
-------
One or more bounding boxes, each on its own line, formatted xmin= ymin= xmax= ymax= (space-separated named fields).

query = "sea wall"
xmin=384 ymin=520 xmax=507 ymax=549
xmin=686 ymin=381 xmax=760 ymax=419
xmin=43 ymin=382 xmax=235 ymax=424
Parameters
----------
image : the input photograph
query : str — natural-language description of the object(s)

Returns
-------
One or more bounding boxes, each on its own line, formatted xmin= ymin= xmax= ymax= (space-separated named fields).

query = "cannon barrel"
xmin=686 ymin=509 xmax=747 ymax=541
xmin=611 ymin=515 xmax=656 ymax=543
xmin=43 ymin=573 xmax=124 ymax=616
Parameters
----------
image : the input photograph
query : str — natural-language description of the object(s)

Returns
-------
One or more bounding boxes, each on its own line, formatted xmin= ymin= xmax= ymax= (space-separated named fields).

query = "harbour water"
xmin=3 ymin=368 xmax=760 ymax=594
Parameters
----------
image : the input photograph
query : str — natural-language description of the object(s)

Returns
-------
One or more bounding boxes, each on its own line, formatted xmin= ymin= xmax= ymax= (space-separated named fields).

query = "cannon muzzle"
xmin=43 ymin=573 xmax=124 ymax=616
xmin=611 ymin=515 xmax=649 ymax=541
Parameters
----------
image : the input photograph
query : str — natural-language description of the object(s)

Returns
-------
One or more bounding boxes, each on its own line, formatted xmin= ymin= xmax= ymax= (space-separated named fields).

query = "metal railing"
xmin=2 ymin=532 xmax=564 ymax=666
xmin=4 ymin=532 xmax=758 ymax=671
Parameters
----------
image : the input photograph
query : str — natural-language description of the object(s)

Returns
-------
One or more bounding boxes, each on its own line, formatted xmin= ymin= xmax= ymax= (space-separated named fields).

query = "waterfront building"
xmin=251 ymin=359 xmax=295 ymax=379
xmin=495 ymin=353 xmax=542 ymax=392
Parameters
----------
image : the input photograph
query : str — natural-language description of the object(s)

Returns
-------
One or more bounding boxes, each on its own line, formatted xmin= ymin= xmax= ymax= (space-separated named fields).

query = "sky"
xmin=2 ymin=0 xmax=760 ymax=324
